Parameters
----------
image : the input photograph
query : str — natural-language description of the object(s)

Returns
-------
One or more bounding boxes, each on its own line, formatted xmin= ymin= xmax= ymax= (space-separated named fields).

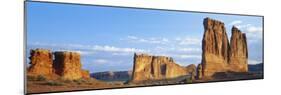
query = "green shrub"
xmin=186 ymin=78 xmax=193 ymax=83
xmin=36 ymin=75 xmax=47 ymax=81
xmin=27 ymin=75 xmax=36 ymax=81
xmin=73 ymin=78 xmax=87 ymax=85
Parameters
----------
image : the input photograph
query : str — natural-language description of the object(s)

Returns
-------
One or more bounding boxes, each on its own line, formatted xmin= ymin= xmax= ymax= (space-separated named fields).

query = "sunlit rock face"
xmin=198 ymin=17 xmax=248 ymax=79
xmin=201 ymin=17 xmax=230 ymax=77
xmin=53 ymin=51 xmax=83 ymax=80
xmin=229 ymin=26 xmax=248 ymax=72
xmin=27 ymin=49 xmax=54 ymax=76
xmin=131 ymin=53 xmax=193 ymax=83
xmin=27 ymin=49 xmax=92 ymax=80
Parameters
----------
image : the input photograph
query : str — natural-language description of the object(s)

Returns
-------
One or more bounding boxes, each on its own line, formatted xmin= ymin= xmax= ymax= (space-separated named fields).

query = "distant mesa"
xmin=27 ymin=48 xmax=90 ymax=80
xmin=130 ymin=53 xmax=196 ymax=83
xmin=91 ymin=71 xmax=132 ymax=81
xmin=198 ymin=17 xmax=248 ymax=79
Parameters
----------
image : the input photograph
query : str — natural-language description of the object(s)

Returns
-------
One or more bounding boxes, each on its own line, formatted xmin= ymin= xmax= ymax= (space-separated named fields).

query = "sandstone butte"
xmin=27 ymin=48 xmax=90 ymax=80
xmin=130 ymin=53 xmax=196 ymax=83
xmin=198 ymin=17 xmax=248 ymax=79
xmin=27 ymin=49 xmax=53 ymax=76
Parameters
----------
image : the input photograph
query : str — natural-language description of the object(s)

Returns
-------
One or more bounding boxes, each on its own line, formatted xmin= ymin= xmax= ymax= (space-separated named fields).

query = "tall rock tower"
xmin=201 ymin=17 xmax=230 ymax=77
xmin=229 ymin=26 xmax=248 ymax=72
xmin=198 ymin=17 xmax=248 ymax=79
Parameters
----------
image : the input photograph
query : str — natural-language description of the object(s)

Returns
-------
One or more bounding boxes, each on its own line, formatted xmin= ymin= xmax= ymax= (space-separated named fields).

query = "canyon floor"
xmin=26 ymin=71 xmax=262 ymax=94
xmin=26 ymin=76 xmax=127 ymax=94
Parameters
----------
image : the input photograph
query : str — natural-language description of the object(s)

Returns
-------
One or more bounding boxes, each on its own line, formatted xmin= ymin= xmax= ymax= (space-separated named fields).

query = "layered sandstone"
xmin=186 ymin=64 xmax=196 ymax=78
xmin=27 ymin=49 xmax=53 ymax=76
xmin=201 ymin=17 xmax=230 ymax=77
xmin=53 ymin=51 xmax=83 ymax=80
xmin=27 ymin=48 xmax=91 ymax=80
xmin=229 ymin=26 xmax=248 ymax=72
xmin=131 ymin=53 xmax=192 ymax=82
xmin=198 ymin=17 xmax=248 ymax=79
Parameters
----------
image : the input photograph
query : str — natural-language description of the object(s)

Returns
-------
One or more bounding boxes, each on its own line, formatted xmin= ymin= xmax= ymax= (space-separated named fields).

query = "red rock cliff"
xmin=201 ymin=17 xmax=230 ymax=77
xmin=131 ymin=53 xmax=194 ymax=82
xmin=229 ymin=26 xmax=248 ymax=72
xmin=198 ymin=17 xmax=248 ymax=79
xmin=27 ymin=49 xmax=53 ymax=76
xmin=53 ymin=51 xmax=83 ymax=80
xmin=27 ymin=49 xmax=90 ymax=80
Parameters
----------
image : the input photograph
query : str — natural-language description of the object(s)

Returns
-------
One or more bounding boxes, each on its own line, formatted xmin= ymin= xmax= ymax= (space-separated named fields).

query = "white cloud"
xmin=246 ymin=26 xmax=263 ymax=33
xmin=91 ymin=45 xmax=147 ymax=53
xmin=123 ymin=36 xmax=169 ymax=45
xmin=248 ymin=59 xmax=262 ymax=64
xmin=176 ymin=54 xmax=201 ymax=59
xmin=229 ymin=20 xmax=242 ymax=26
xmin=112 ymin=52 xmax=131 ymax=56
xmin=244 ymin=26 xmax=263 ymax=41
xmin=176 ymin=37 xmax=201 ymax=46
xmin=93 ymin=59 xmax=109 ymax=64
xmin=29 ymin=43 xmax=148 ymax=55
xmin=178 ymin=48 xmax=201 ymax=52
xmin=228 ymin=20 xmax=263 ymax=43
xmin=127 ymin=36 xmax=138 ymax=40
xmin=56 ymin=49 xmax=95 ymax=55
xmin=228 ymin=20 xmax=262 ymax=33
xmin=123 ymin=36 xmax=201 ymax=46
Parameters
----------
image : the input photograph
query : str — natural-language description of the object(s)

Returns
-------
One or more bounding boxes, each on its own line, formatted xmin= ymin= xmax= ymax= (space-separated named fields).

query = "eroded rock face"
xmin=27 ymin=49 xmax=53 ymax=76
xmin=196 ymin=64 xmax=203 ymax=79
xmin=131 ymin=53 xmax=189 ymax=82
xmin=27 ymin=49 xmax=92 ymax=80
xmin=53 ymin=51 xmax=83 ymax=80
xmin=229 ymin=26 xmax=248 ymax=72
xmin=198 ymin=18 xmax=248 ymax=79
xmin=201 ymin=17 xmax=230 ymax=77
xmin=186 ymin=64 xmax=196 ymax=79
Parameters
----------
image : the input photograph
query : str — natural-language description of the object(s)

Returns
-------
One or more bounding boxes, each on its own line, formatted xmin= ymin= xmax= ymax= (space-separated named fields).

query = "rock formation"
xmin=229 ymin=26 xmax=248 ymax=72
xmin=201 ymin=17 xmax=230 ymax=77
xmin=27 ymin=48 xmax=91 ymax=80
xmin=198 ymin=17 xmax=248 ymax=79
xmin=53 ymin=51 xmax=83 ymax=80
xmin=196 ymin=64 xmax=203 ymax=79
xmin=186 ymin=64 xmax=196 ymax=79
xmin=130 ymin=53 xmax=193 ymax=82
xmin=27 ymin=49 xmax=53 ymax=76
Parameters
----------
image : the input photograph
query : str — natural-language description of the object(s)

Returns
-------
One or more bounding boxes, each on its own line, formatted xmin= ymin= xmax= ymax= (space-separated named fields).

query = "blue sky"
xmin=26 ymin=2 xmax=263 ymax=73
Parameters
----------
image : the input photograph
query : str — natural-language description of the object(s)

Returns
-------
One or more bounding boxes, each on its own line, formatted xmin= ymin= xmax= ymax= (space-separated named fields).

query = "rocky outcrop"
xmin=186 ymin=64 xmax=196 ymax=79
xmin=53 ymin=51 xmax=83 ymax=80
xmin=198 ymin=17 xmax=248 ymax=79
xmin=201 ymin=17 xmax=230 ymax=77
xmin=131 ymin=53 xmax=192 ymax=82
xmin=229 ymin=26 xmax=248 ymax=72
xmin=27 ymin=48 xmax=90 ymax=80
xmin=196 ymin=64 xmax=203 ymax=79
xmin=27 ymin=49 xmax=53 ymax=76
